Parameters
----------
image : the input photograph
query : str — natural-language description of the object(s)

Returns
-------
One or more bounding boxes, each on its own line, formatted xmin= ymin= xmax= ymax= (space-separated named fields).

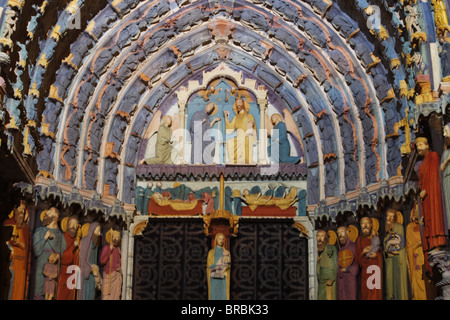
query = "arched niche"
xmin=175 ymin=62 xmax=270 ymax=165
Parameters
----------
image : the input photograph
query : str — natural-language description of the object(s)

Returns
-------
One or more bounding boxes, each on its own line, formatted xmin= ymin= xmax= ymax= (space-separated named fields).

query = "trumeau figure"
xmin=224 ymin=98 xmax=257 ymax=164
xmin=207 ymin=233 xmax=230 ymax=300
xmin=384 ymin=209 xmax=409 ymax=300
xmin=32 ymin=207 xmax=66 ymax=300
xmin=140 ymin=116 xmax=174 ymax=165
xmin=316 ymin=229 xmax=337 ymax=300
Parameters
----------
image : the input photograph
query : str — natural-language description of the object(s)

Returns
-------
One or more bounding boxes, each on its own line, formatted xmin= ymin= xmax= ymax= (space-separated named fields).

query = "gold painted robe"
xmin=225 ymin=111 xmax=256 ymax=164
xmin=144 ymin=124 xmax=173 ymax=164
xmin=3 ymin=219 xmax=31 ymax=300
xmin=406 ymin=221 xmax=428 ymax=300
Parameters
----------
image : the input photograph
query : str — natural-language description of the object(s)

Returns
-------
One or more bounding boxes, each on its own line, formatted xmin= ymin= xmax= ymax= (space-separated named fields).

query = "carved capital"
xmin=428 ymin=249 xmax=450 ymax=300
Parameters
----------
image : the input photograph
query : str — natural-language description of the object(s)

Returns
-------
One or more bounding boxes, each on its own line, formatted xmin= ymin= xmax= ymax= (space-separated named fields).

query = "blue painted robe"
xmin=268 ymin=121 xmax=300 ymax=164
xmin=32 ymin=226 xmax=66 ymax=300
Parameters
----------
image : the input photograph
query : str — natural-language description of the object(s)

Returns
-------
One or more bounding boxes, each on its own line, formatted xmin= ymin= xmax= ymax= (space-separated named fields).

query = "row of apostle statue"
xmin=1 ymin=204 xmax=122 ymax=300
xmin=317 ymin=126 xmax=450 ymax=300
xmin=316 ymin=209 xmax=436 ymax=300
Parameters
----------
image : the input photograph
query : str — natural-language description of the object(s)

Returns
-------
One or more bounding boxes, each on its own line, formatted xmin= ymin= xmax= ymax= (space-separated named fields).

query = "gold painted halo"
xmin=40 ymin=210 xmax=48 ymax=222
xmin=81 ymin=223 xmax=91 ymax=238
xmin=206 ymin=102 xmax=218 ymax=116
xmin=106 ymin=228 xmax=113 ymax=244
xmin=371 ymin=217 xmax=379 ymax=235
xmin=328 ymin=230 xmax=337 ymax=246
xmin=61 ymin=217 xmax=69 ymax=232
xmin=396 ymin=211 xmax=404 ymax=225
xmin=348 ymin=225 xmax=359 ymax=242
xmin=106 ymin=228 xmax=121 ymax=244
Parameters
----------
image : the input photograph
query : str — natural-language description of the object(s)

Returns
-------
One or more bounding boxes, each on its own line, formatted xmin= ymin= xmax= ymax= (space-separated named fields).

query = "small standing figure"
xmin=43 ymin=253 xmax=59 ymax=300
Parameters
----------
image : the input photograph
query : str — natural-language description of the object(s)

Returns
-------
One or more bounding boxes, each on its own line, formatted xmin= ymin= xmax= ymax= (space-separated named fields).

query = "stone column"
xmin=428 ymin=249 xmax=450 ymax=300
xmin=120 ymin=229 xmax=129 ymax=300
xmin=257 ymin=88 xmax=268 ymax=165
xmin=178 ymin=101 xmax=187 ymax=164
xmin=176 ymin=86 xmax=189 ymax=164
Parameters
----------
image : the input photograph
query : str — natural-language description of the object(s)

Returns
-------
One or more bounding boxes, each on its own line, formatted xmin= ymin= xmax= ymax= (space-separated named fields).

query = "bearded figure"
xmin=189 ymin=102 xmax=221 ymax=164
xmin=100 ymin=229 xmax=122 ymax=300
xmin=384 ymin=209 xmax=409 ymax=300
xmin=356 ymin=217 xmax=383 ymax=300
xmin=2 ymin=200 xmax=31 ymax=300
xmin=57 ymin=216 xmax=80 ymax=300
xmin=316 ymin=229 xmax=337 ymax=300
xmin=336 ymin=225 xmax=359 ymax=300
xmin=32 ymin=207 xmax=66 ymax=300
xmin=224 ymin=98 xmax=257 ymax=164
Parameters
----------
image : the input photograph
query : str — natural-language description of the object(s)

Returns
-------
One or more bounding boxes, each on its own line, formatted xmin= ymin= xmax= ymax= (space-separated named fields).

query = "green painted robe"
xmin=144 ymin=124 xmax=173 ymax=164
xmin=317 ymin=244 xmax=337 ymax=300
xmin=384 ymin=223 xmax=409 ymax=300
